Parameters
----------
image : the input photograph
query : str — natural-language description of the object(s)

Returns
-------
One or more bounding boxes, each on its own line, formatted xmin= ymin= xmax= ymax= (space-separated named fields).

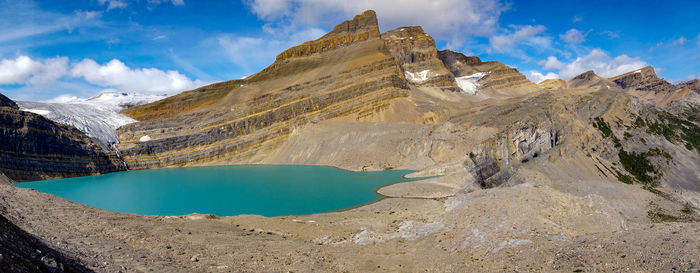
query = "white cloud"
xmin=540 ymin=56 xmax=565 ymax=70
xmin=572 ymin=16 xmax=582 ymax=23
xmin=672 ymin=36 xmax=687 ymax=46
xmin=148 ymin=0 xmax=185 ymax=6
xmin=0 ymin=56 xmax=69 ymax=85
xmin=561 ymin=28 xmax=585 ymax=44
xmin=46 ymin=94 xmax=81 ymax=103
xmin=71 ymin=58 xmax=204 ymax=94
xmin=489 ymin=25 xmax=547 ymax=53
xmin=554 ymin=49 xmax=647 ymax=79
xmin=245 ymin=0 xmax=506 ymax=47
xmin=526 ymin=70 xmax=559 ymax=84
xmin=599 ymin=30 xmax=619 ymax=39
xmin=98 ymin=0 xmax=127 ymax=10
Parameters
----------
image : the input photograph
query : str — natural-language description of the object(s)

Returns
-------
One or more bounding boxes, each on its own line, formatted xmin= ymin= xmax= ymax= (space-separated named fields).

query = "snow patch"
xmin=139 ymin=135 xmax=151 ymax=142
xmin=24 ymin=109 xmax=51 ymax=115
xmin=455 ymin=72 xmax=488 ymax=94
xmin=404 ymin=70 xmax=434 ymax=83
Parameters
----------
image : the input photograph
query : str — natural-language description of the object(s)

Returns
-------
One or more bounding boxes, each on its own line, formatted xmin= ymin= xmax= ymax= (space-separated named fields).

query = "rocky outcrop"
xmin=610 ymin=66 xmax=675 ymax=93
xmin=567 ymin=70 xmax=613 ymax=89
xmin=0 ymin=172 xmax=13 ymax=185
xmin=0 ymin=93 xmax=18 ymax=109
xmin=118 ymin=11 xmax=414 ymax=169
xmin=275 ymin=10 xmax=380 ymax=61
xmin=0 ymin=94 xmax=124 ymax=181
xmin=437 ymin=50 xmax=536 ymax=92
xmin=381 ymin=27 xmax=458 ymax=91
xmin=677 ymin=79 xmax=700 ymax=93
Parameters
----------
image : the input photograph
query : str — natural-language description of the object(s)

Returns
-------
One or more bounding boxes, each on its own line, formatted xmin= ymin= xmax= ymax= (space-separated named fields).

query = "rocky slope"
xmin=437 ymin=49 xmax=537 ymax=93
xmin=0 ymin=93 xmax=125 ymax=182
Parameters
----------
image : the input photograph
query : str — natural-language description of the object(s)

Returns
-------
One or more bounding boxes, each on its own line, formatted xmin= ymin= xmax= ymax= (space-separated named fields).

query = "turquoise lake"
xmin=16 ymin=165 xmax=421 ymax=217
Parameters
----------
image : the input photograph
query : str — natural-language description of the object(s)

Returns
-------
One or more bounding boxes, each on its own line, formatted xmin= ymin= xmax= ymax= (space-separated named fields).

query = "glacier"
xmin=455 ymin=72 xmax=488 ymax=94
xmin=17 ymin=93 xmax=166 ymax=148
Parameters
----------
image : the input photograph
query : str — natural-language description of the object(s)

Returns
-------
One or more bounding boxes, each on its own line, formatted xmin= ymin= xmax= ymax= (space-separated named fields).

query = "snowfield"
xmin=17 ymin=93 xmax=167 ymax=148
xmin=455 ymin=72 xmax=488 ymax=94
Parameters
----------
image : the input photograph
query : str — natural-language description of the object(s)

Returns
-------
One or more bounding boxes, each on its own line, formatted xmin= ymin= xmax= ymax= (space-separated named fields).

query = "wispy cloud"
xmin=245 ymin=0 xmax=507 ymax=49
xmin=561 ymin=28 xmax=586 ymax=45
xmin=542 ymin=49 xmax=647 ymax=79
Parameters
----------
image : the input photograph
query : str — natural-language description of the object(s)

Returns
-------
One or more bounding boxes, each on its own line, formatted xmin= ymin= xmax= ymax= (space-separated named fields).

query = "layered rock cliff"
xmin=118 ymin=10 xmax=418 ymax=169
xmin=381 ymin=26 xmax=458 ymax=91
xmin=610 ymin=66 xmax=675 ymax=93
xmin=0 ymin=93 xmax=124 ymax=181
xmin=437 ymin=50 xmax=536 ymax=92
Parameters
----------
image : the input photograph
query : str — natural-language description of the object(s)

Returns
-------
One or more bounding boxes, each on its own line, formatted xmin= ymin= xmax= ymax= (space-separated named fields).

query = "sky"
xmin=0 ymin=0 xmax=698 ymax=101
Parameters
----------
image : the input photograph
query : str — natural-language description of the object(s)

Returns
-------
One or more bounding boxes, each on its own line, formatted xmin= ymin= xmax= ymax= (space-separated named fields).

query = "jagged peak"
xmin=321 ymin=10 xmax=379 ymax=39
xmin=275 ymin=10 xmax=380 ymax=61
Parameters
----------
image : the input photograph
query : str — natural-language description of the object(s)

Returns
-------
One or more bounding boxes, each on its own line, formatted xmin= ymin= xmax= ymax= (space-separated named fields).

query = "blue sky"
xmin=1 ymin=0 xmax=698 ymax=101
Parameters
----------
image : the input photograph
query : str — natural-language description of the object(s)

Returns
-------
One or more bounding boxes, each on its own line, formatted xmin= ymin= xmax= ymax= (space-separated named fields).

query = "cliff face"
xmin=0 ymin=94 xmax=124 ymax=182
xmin=275 ymin=10 xmax=380 ymax=61
xmin=437 ymin=50 xmax=535 ymax=92
xmin=117 ymin=11 xmax=418 ymax=169
xmin=381 ymin=27 xmax=458 ymax=91
xmin=610 ymin=66 xmax=675 ymax=93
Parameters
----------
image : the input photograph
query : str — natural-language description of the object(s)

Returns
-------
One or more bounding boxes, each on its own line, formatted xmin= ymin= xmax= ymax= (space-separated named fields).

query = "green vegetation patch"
xmin=645 ymin=111 xmax=700 ymax=152
xmin=592 ymin=117 xmax=612 ymax=138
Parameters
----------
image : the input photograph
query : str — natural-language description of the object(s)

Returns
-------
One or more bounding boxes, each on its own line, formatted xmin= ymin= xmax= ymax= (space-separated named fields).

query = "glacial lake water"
xmin=16 ymin=165 xmax=421 ymax=217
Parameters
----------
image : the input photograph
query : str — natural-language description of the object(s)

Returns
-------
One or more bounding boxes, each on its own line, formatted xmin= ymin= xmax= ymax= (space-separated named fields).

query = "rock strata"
xmin=437 ymin=50 xmax=536 ymax=92
xmin=610 ymin=66 xmax=675 ymax=93
xmin=381 ymin=26 xmax=457 ymax=90
xmin=0 ymin=93 xmax=124 ymax=181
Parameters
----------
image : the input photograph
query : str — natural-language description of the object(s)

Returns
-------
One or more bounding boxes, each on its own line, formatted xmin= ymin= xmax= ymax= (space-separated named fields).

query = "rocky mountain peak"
xmin=381 ymin=26 xmax=437 ymax=64
xmin=573 ymin=70 xmax=597 ymax=81
xmin=380 ymin=26 xmax=457 ymax=90
xmin=0 ymin=93 xmax=18 ymax=109
xmin=677 ymin=79 xmax=700 ymax=93
xmin=611 ymin=66 xmax=674 ymax=93
xmin=437 ymin=50 xmax=483 ymax=76
xmin=321 ymin=10 xmax=379 ymax=39
xmin=275 ymin=10 xmax=380 ymax=61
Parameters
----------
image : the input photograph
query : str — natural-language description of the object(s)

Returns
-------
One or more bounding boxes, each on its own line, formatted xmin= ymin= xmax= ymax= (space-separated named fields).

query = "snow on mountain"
xmin=455 ymin=72 xmax=488 ymax=94
xmin=17 ymin=93 xmax=167 ymax=148
xmin=404 ymin=70 xmax=435 ymax=83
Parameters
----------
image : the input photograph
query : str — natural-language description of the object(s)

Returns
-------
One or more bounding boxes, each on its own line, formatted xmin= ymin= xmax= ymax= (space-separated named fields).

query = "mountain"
xmin=16 ymin=92 xmax=165 ymax=147
xmin=438 ymin=49 xmax=537 ymax=94
xmin=0 ymin=93 xmax=125 ymax=181
xmin=117 ymin=10 xmax=457 ymax=169
xmin=566 ymin=70 xmax=614 ymax=89
xmin=1 ymin=9 xmax=700 ymax=272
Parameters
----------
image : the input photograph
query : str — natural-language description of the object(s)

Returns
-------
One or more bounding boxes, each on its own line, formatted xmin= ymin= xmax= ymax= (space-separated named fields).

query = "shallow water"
xmin=16 ymin=165 xmax=421 ymax=217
